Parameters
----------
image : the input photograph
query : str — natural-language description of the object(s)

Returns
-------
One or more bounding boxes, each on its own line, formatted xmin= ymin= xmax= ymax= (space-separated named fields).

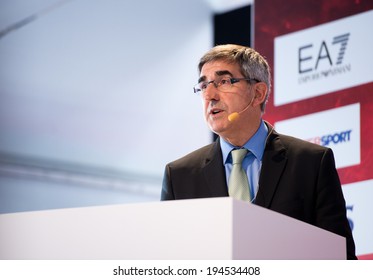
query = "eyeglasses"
xmin=193 ymin=77 xmax=259 ymax=95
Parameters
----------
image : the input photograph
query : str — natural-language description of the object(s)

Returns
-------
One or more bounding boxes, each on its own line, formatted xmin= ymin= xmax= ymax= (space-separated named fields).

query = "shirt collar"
xmin=220 ymin=119 xmax=268 ymax=164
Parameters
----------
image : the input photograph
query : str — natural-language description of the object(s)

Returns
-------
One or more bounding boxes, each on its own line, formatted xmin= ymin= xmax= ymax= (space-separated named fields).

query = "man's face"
xmin=199 ymin=60 xmax=254 ymax=139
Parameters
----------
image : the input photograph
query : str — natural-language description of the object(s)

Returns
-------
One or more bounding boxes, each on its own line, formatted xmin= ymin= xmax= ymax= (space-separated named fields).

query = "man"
xmin=161 ymin=44 xmax=356 ymax=259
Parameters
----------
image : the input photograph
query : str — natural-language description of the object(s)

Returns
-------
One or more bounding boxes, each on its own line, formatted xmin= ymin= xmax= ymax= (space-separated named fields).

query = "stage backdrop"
xmin=254 ymin=0 xmax=373 ymax=259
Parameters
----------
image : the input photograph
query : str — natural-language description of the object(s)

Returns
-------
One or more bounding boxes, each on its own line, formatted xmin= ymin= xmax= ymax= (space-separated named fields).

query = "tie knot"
xmin=231 ymin=149 xmax=248 ymax=165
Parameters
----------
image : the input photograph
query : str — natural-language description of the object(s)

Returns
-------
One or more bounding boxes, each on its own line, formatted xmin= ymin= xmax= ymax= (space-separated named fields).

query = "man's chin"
xmin=208 ymin=124 xmax=229 ymax=138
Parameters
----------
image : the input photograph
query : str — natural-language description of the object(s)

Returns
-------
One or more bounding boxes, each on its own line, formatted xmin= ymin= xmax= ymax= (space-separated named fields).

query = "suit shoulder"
xmin=167 ymin=142 xmax=217 ymax=169
xmin=265 ymin=122 xmax=328 ymax=154
xmin=279 ymin=133 xmax=327 ymax=151
xmin=272 ymin=131 xmax=332 ymax=159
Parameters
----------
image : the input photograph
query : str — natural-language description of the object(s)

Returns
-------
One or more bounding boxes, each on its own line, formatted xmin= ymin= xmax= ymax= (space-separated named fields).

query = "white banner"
xmin=274 ymin=103 xmax=360 ymax=169
xmin=274 ymin=10 xmax=373 ymax=105
xmin=342 ymin=179 xmax=373 ymax=256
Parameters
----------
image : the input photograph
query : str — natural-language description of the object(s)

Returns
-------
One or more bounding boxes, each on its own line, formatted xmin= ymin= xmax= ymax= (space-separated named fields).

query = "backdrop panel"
xmin=254 ymin=0 xmax=373 ymax=259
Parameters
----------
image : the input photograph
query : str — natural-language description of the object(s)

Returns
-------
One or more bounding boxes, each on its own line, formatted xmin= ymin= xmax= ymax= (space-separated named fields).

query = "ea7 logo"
xmin=298 ymin=33 xmax=350 ymax=74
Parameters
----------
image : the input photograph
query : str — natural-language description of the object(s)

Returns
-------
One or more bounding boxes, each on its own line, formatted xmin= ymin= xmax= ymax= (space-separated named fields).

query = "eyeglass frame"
xmin=193 ymin=77 xmax=260 ymax=95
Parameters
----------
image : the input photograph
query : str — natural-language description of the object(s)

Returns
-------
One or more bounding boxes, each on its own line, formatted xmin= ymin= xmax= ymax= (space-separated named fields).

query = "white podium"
xmin=0 ymin=197 xmax=346 ymax=259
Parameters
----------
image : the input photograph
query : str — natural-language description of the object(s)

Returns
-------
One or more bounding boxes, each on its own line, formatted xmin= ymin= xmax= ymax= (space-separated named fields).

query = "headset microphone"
xmin=227 ymin=112 xmax=240 ymax=122
xmin=227 ymin=95 xmax=255 ymax=122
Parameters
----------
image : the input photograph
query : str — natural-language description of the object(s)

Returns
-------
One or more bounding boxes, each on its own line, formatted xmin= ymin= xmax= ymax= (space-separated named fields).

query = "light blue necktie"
xmin=228 ymin=149 xmax=251 ymax=202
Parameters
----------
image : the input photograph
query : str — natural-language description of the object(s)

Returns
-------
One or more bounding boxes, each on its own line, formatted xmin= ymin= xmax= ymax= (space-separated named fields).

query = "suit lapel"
xmin=200 ymin=125 xmax=287 ymax=202
xmin=202 ymin=138 xmax=229 ymax=197
xmin=255 ymin=123 xmax=287 ymax=208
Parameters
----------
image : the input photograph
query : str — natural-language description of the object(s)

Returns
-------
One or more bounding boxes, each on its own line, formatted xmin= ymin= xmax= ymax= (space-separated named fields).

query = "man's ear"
xmin=253 ymin=82 xmax=267 ymax=106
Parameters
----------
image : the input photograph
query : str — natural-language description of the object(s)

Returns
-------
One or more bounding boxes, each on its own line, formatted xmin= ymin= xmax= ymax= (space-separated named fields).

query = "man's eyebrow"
xmin=198 ymin=76 xmax=206 ymax=83
xmin=198 ymin=70 xmax=233 ymax=83
xmin=216 ymin=70 xmax=233 ymax=77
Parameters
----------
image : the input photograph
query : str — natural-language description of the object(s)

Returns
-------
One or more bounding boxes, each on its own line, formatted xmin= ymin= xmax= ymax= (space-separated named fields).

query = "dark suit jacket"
xmin=161 ymin=123 xmax=356 ymax=259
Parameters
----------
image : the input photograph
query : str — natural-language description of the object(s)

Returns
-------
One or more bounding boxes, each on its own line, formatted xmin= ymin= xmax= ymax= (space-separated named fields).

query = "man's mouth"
xmin=210 ymin=108 xmax=223 ymax=115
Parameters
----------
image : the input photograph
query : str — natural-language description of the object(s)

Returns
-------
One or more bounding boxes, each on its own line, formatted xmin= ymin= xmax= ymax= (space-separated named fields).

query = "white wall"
xmin=0 ymin=0 xmax=214 ymax=213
